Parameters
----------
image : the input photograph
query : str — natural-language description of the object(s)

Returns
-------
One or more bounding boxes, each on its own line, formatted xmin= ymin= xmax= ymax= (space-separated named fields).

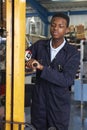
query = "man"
xmin=26 ymin=12 xmax=80 ymax=130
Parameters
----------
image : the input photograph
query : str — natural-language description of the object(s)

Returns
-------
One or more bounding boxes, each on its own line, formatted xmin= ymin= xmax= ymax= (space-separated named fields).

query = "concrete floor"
xmin=25 ymin=93 xmax=87 ymax=130
xmin=69 ymin=100 xmax=87 ymax=130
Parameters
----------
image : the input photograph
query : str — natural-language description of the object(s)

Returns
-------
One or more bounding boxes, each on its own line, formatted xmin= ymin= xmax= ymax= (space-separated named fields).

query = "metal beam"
xmin=26 ymin=0 xmax=49 ymax=24
xmin=48 ymin=10 xmax=87 ymax=16
xmin=6 ymin=1 xmax=12 ymax=129
xmin=26 ymin=10 xmax=87 ymax=18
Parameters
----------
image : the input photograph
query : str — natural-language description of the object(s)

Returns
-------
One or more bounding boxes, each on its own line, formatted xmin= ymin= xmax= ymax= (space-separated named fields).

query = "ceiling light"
xmin=30 ymin=17 xmax=35 ymax=23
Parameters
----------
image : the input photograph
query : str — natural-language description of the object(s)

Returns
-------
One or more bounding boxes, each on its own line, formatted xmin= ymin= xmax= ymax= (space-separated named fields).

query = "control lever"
xmin=33 ymin=63 xmax=38 ymax=67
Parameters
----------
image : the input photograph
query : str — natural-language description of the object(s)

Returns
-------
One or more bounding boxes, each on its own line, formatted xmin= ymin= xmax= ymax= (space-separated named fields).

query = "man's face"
xmin=50 ymin=17 xmax=69 ymax=39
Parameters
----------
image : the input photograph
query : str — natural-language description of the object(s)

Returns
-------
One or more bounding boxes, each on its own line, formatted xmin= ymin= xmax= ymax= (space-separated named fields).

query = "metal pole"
xmin=80 ymin=40 xmax=84 ymax=129
xmin=6 ymin=0 xmax=25 ymax=130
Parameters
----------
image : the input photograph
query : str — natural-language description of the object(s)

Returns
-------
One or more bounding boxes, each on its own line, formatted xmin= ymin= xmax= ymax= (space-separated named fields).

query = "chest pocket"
xmin=50 ymin=52 xmax=66 ymax=72
xmin=51 ymin=60 xmax=64 ymax=72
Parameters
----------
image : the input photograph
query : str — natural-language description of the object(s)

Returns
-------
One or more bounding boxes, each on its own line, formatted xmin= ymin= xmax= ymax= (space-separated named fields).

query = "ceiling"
xmin=26 ymin=0 xmax=87 ymax=13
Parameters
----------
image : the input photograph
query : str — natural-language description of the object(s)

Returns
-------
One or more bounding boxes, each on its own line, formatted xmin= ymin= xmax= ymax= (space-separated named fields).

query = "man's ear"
xmin=66 ymin=27 xmax=70 ymax=34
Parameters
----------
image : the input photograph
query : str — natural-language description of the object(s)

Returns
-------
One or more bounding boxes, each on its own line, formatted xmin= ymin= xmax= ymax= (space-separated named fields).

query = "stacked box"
xmin=75 ymin=25 xmax=85 ymax=39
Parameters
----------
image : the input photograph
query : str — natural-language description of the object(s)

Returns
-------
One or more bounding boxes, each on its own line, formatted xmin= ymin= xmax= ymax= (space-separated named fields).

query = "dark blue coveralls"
xmin=28 ymin=39 xmax=80 ymax=130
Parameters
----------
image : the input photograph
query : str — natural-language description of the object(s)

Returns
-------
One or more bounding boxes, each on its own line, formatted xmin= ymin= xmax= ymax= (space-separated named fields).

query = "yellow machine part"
xmin=6 ymin=0 xmax=25 ymax=130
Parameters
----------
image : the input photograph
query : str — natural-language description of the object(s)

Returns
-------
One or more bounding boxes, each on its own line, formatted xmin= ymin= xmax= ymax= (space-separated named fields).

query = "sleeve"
xmin=40 ymin=50 xmax=80 ymax=88
xmin=26 ymin=41 xmax=38 ymax=59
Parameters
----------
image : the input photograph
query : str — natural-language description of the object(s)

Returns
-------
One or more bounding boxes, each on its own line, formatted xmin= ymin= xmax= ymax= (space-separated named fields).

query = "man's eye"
xmin=51 ymin=24 xmax=55 ymax=27
xmin=59 ymin=25 xmax=65 ymax=28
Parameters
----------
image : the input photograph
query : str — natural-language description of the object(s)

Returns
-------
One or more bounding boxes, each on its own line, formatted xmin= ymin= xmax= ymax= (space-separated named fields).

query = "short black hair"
xmin=51 ymin=12 xmax=70 ymax=27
